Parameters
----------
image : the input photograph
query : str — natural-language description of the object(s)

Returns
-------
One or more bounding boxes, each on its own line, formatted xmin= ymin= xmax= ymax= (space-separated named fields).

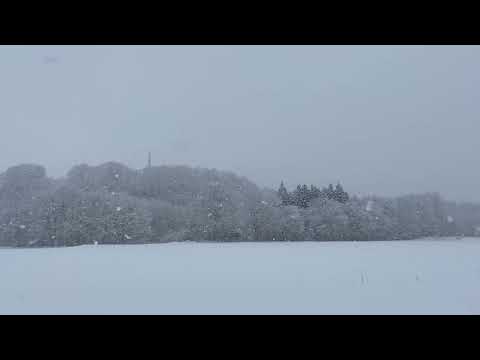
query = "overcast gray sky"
xmin=1 ymin=45 xmax=479 ymax=201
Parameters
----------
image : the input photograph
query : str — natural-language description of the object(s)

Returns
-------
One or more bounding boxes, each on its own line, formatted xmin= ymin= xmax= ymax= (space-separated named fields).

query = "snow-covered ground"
xmin=1 ymin=238 xmax=479 ymax=314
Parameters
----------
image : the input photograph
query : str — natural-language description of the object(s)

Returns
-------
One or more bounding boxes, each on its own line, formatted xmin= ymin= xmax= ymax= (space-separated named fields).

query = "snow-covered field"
xmin=1 ymin=238 xmax=479 ymax=314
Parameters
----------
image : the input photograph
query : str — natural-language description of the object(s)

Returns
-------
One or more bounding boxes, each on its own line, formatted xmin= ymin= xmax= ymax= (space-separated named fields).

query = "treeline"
xmin=278 ymin=182 xmax=349 ymax=208
xmin=0 ymin=163 xmax=261 ymax=247
xmin=0 ymin=162 xmax=479 ymax=247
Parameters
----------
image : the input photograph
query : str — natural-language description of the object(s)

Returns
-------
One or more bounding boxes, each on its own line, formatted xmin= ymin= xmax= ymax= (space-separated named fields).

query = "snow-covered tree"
xmin=278 ymin=181 xmax=291 ymax=206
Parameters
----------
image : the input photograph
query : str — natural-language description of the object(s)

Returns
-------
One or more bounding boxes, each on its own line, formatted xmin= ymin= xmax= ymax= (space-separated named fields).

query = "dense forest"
xmin=1 ymin=162 xmax=480 ymax=247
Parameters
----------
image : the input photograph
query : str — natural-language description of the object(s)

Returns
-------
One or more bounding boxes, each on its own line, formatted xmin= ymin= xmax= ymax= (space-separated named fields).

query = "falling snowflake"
xmin=116 ymin=207 xmax=122 ymax=212
xmin=19 ymin=225 xmax=26 ymax=229
xmin=114 ymin=174 xmax=120 ymax=179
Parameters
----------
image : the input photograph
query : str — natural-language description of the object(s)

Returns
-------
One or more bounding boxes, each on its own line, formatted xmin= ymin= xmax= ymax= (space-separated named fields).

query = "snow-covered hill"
xmin=1 ymin=238 xmax=479 ymax=314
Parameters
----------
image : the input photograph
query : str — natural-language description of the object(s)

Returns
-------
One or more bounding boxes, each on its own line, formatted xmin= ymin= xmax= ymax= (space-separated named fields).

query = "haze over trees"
xmin=0 ymin=162 xmax=479 ymax=247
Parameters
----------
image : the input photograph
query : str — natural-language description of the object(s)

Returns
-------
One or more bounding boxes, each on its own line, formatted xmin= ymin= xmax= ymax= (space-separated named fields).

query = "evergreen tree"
xmin=310 ymin=185 xmax=321 ymax=201
xmin=299 ymin=184 xmax=309 ymax=208
xmin=286 ymin=184 xmax=322 ymax=208
xmin=291 ymin=185 xmax=302 ymax=207
xmin=278 ymin=181 xmax=290 ymax=206
xmin=325 ymin=184 xmax=335 ymax=200
xmin=334 ymin=183 xmax=349 ymax=203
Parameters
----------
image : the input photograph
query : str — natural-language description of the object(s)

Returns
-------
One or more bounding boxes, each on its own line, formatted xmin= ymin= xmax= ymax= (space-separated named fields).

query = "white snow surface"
xmin=1 ymin=238 xmax=480 ymax=314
